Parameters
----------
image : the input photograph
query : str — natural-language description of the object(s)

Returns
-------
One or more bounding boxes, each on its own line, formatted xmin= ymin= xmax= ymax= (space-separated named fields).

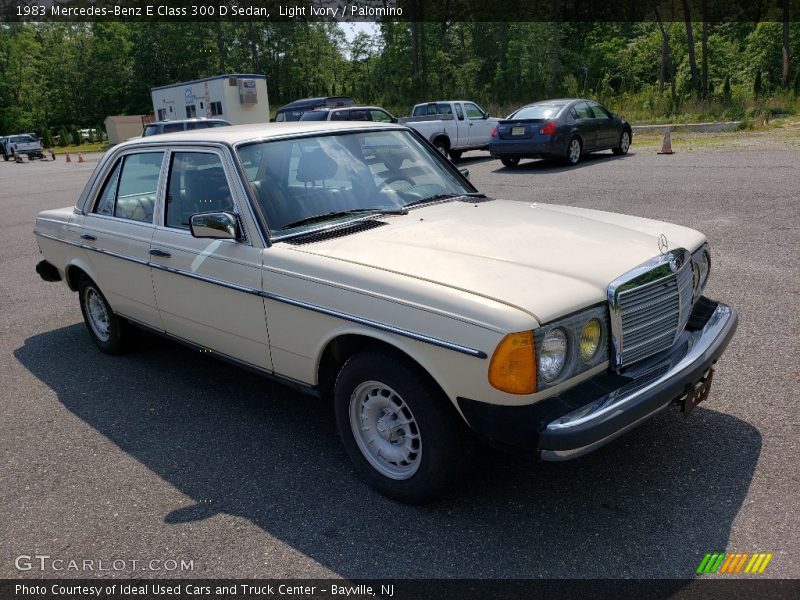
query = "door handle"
xmin=80 ymin=234 xmax=96 ymax=241
xmin=149 ymin=248 xmax=171 ymax=258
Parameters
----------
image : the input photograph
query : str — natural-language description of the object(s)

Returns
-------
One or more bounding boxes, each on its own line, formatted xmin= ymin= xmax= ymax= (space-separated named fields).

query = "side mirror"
xmin=459 ymin=168 xmax=470 ymax=180
xmin=190 ymin=212 xmax=240 ymax=240
xmin=391 ymin=117 xmax=398 ymax=123
xmin=483 ymin=112 xmax=490 ymax=119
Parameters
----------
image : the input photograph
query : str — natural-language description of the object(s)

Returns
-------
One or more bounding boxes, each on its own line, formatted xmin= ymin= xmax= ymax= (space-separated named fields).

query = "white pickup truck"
xmin=1 ymin=133 xmax=45 ymax=161
xmin=398 ymin=101 xmax=499 ymax=161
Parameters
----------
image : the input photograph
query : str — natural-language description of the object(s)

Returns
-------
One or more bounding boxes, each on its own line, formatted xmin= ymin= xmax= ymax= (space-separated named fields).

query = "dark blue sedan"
xmin=489 ymin=98 xmax=632 ymax=167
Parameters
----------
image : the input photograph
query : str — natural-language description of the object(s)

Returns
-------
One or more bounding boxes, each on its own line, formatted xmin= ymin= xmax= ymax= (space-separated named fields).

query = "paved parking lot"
xmin=1 ymin=140 xmax=798 ymax=579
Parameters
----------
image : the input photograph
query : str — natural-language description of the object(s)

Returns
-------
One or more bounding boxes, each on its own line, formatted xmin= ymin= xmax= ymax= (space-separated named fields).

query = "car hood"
xmin=288 ymin=199 xmax=705 ymax=324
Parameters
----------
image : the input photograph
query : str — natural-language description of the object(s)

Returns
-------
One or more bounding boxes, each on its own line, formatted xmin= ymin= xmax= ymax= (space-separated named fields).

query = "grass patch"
xmin=48 ymin=142 xmax=109 ymax=155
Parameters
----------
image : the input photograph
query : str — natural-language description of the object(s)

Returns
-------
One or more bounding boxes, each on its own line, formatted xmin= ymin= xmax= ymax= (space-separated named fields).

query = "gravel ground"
xmin=1 ymin=132 xmax=798 ymax=580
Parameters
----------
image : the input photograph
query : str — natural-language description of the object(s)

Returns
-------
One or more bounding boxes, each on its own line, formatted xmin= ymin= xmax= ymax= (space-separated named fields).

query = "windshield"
xmin=508 ymin=104 xmax=566 ymax=120
xmin=237 ymin=129 xmax=473 ymax=238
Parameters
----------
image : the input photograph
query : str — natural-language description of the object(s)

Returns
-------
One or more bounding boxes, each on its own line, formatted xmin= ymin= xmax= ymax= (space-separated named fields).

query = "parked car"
xmin=490 ymin=98 xmax=632 ymax=167
xmin=142 ymin=118 xmax=231 ymax=137
xmin=398 ymin=100 xmax=499 ymax=160
xmin=299 ymin=106 xmax=397 ymax=123
xmin=1 ymin=133 xmax=45 ymax=161
xmin=34 ymin=121 xmax=736 ymax=503
xmin=274 ymin=96 xmax=355 ymax=122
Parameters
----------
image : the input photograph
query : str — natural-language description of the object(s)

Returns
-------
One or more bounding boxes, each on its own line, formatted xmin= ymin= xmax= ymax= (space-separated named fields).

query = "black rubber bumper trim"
xmin=458 ymin=299 xmax=738 ymax=455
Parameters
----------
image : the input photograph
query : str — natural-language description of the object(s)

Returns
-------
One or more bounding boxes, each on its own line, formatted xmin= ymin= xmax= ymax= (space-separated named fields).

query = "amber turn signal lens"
xmin=488 ymin=331 xmax=536 ymax=395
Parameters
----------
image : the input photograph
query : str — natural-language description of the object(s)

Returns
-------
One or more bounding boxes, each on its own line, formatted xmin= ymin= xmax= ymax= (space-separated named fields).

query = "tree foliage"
xmin=0 ymin=20 xmax=797 ymax=135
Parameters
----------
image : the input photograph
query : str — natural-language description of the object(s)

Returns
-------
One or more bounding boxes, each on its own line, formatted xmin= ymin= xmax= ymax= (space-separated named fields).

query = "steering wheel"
xmin=377 ymin=174 xmax=415 ymax=191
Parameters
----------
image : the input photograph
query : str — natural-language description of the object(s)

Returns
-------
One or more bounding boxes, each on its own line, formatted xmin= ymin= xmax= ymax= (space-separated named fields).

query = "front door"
xmin=463 ymin=102 xmax=493 ymax=147
xmin=149 ymin=148 xmax=272 ymax=371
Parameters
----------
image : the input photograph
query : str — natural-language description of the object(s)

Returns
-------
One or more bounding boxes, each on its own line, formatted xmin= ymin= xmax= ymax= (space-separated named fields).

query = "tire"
xmin=334 ymin=353 xmax=475 ymax=504
xmin=448 ymin=149 xmax=462 ymax=161
xmin=565 ymin=136 xmax=582 ymax=165
xmin=78 ymin=277 xmax=126 ymax=354
xmin=612 ymin=129 xmax=631 ymax=155
xmin=433 ymin=139 xmax=449 ymax=158
xmin=500 ymin=157 xmax=521 ymax=167
xmin=2 ymin=153 xmax=7 ymax=162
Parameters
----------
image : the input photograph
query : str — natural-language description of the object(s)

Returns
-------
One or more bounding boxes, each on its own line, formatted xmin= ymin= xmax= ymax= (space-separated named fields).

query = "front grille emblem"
xmin=658 ymin=233 xmax=669 ymax=255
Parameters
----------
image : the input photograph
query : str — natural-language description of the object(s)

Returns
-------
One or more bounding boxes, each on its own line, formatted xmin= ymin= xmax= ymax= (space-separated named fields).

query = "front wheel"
xmin=334 ymin=353 xmax=475 ymax=504
xmin=2 ymin=153 xmax=8 ymax=162
xmin=500 ymin=157 xmax=521 ymax=167
xmin=78 ymin=277 xmax=126 ymax=354
xmin=565 ymin=136 xmax=582 ymax=165
xmin=612 ymin=129 xmax=631 ymax=155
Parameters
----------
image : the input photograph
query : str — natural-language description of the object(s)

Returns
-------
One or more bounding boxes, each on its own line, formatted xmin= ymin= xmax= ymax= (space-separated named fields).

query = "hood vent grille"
xmin=284 ymin=220 xmax=388 ymax=245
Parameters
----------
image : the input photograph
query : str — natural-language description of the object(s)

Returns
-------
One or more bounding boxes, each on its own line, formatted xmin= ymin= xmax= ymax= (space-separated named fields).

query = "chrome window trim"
xmin=34 ymin=231 xmax=486 ymax=360
xmin=607 ymin=248 xmax=692 ymax=369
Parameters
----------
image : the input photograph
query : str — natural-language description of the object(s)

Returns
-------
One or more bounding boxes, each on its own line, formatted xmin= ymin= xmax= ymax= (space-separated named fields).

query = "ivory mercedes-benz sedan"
xmin=34 ymin=121 xmax=737 ymax=503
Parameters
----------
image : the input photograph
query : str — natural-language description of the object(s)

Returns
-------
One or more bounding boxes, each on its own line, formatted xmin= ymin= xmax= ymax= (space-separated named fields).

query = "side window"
xmin=454 ymin=104 xmax=464 ymax=120
xmin=162 ymin=122 xmax=183 ymax=133
xmin=370 ymin=109 xmax=392 ymax=123
xmin=350 ymin=109 xmax=369 ymax=121
xmin=590 ymin=103 xmax=611 ymax=119
xmin=574 ymin=102 xmax=593 ymax=119
xmin=464 ymin=103 xmax=484 ymax=119
xmin=165 ymin=152 xmax=234 ymax=230
xmin=436 ymin=103 xmax=452 ymax=115
xmin=330 ymin=110 xmax=350 ymax=121
xmin=94 ymin=152 xmax=163 ymax=223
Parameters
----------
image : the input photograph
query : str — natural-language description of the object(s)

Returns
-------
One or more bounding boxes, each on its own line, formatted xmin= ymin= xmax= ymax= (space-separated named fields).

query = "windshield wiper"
xmin=280 ymin=207 xmax=408 ymax=231
xmin=404 ymin=192 xmax=487 ymax=208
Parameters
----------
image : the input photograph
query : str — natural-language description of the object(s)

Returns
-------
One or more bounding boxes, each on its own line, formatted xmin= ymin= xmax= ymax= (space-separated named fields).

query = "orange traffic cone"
xmin=65 ymin=153 xmax=71 ymax=163
xmin=657 ymin=128 xmax=675 ymax=154
xmin=78 ymin=153 xmax=85 ymax=163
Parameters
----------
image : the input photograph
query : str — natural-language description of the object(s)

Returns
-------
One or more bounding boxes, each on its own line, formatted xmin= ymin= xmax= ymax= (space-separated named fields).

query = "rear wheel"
xmin=448 ymin=149 xmax=462 ymax=161
xmin=565 ymin=136 xmax=582 ymax=165
xmin=433 ymin=138 xmax=449 ymax=158
xmin=78 ymin=277 xmax=126 ymax=354
xmin=612 ymin=129 xmax=631 ymax=155
xmin=500 ymin=157 xmax=521 ymax=167
xmin=334 ymin=353 xmax=475 ymax=504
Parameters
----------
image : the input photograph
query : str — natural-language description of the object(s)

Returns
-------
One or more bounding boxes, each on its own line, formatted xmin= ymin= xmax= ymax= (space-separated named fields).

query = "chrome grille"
xmin=608 ymin=249 xmax=694 ymax=368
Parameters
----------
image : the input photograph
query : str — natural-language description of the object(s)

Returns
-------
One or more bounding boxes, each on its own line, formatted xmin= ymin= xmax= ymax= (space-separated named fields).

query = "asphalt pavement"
xmin=1 ymin=141 xmax=798 ymax=579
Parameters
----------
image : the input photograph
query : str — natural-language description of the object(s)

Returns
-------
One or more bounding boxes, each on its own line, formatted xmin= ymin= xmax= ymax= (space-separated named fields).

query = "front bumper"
xmin=457 ymin=299 xmax=737 ymax=460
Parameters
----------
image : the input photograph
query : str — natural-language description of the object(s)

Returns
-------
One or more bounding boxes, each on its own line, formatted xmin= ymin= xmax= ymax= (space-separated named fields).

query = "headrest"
xmin=295 ymin=148 xmax=338 ymax=183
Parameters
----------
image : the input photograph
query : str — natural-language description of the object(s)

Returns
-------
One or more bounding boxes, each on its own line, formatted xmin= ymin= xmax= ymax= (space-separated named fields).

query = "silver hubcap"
xmin=569 ymin=140 xmax=580 ymax=163
xmin=86 ymin=288 xmax=111 ymax=342
xmin=621 ymin=132 xmax=630 ymax=152
xmin=349 ymin=381 xmax=421 ymax=480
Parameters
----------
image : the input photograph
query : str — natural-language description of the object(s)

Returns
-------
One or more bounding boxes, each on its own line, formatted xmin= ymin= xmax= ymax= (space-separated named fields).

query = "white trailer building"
xmin=150 ymin=74 xmax=269 ymax=125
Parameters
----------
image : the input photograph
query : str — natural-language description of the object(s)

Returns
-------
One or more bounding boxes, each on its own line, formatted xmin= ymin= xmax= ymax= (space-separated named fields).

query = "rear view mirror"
xmin=190 ymin=212 xmax=240 ymax=240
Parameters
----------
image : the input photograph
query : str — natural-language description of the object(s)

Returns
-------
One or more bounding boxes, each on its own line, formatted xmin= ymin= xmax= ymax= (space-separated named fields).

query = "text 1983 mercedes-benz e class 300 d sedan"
xmin=34 ymin=122 xmax=737 ymax=503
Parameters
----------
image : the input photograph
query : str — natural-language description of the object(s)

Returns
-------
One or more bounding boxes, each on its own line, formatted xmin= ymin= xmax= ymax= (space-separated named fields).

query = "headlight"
xmin=540 ymin=327 xmax=568 ymax=383
xmin=579 ymin=318 xmax=602 ymax=362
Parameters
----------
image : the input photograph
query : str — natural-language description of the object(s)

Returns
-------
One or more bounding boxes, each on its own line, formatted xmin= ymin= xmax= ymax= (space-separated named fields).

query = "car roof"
xmin=277 ymin=96 xmax=354 ymax=111
xmin=118 ymin=121 xmax=405 ymax=147
xmin=148 ymin=118 xmax=229 ymax=125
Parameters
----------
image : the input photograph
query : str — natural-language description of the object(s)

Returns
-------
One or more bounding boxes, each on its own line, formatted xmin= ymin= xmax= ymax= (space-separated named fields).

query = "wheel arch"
xmin=316 ymin=330 xmax=457 ymax=414
xmin=65 ymin=260 xmax=97 ymax=292
xmin=430 ymin=134 xmax=450 ymax=151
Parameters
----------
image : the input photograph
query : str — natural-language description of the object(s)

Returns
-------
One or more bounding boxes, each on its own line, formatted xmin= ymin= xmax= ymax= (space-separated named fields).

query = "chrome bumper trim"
xmin=540 ymin=303 xmax=735 ymax=461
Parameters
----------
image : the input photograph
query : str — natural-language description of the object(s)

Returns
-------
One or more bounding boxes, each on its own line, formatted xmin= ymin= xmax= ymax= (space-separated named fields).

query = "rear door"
xmin=81 ymin=150 xmax=165 ymax=327
xmin=572 ymin=102 xmax=598 ymax=150
xmin=149 ymin=148 xmax=272 ymax=371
